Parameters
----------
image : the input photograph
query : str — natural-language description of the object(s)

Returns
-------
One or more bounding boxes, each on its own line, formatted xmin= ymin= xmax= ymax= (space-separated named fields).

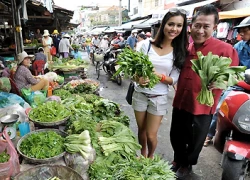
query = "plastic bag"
xmin=42 ymin=72 xmax=58 ymax=82
xmin=50 ymin=46 xmax=56 ymax=56
xmin=45 ymin=96 xmax=61 ymax=103
xmin=0 ymin=128 xmax=20 ymax=179
xmin=0 ymin=92 xmax=28 ymax=108
xmin=0 ymin=104 xmax=28 ymax=122
xmin=21 ymin=89 xmax=46 ymax=108
xmin=0 ymin=77 xmax=11 ymax=92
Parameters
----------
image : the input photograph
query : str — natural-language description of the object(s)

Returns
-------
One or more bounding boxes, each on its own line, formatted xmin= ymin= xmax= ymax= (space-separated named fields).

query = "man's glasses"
xmin=169 ymin=8 xmax=187 ymax=15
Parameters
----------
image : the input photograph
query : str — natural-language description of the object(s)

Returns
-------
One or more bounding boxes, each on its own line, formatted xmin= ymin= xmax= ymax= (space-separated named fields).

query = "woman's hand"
xmin=33 ymin=76 xmax=41 ymax=79
xmin=138 ymin=77 xmax=150 ymax=86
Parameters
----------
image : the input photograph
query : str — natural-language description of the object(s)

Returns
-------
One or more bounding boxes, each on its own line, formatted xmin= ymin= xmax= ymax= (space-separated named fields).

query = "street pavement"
xmin=82 ymin=50 xmax=222 ymax=180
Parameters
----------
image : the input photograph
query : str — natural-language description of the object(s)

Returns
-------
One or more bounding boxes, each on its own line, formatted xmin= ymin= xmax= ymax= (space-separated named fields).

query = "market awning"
xmin=115 ymin=19 xmax=147 ymax=30
xmin=219 ymin=7 xmax=250 ymax=20
xmin=178 ymin=0 xmax=218 ymax=19
xmin=133 ymin=18 xmax=161 ymax=29
xmin=90 ymin=26 xmax=109 ymax=35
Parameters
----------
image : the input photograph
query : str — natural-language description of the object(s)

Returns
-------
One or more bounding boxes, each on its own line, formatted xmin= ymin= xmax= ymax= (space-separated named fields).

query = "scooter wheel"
xmin=116 ymin=74 xmax=122 ymax=85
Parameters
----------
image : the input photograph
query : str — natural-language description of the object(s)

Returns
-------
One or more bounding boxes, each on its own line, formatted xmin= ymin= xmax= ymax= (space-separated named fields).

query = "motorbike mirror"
xmin=244 ymin=69 xmax=250 ymax=84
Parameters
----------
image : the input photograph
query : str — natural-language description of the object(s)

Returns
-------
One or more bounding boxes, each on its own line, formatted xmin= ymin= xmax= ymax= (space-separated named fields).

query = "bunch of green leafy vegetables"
xmin=0 ymin=149 xmax=10 ymax=163
xmin=89 ymin=153 xmax=175 ymax=180
xmin=29 ymin=101 xmax=71 ymax=122
xmin=19 ymin=131 xmax=65 ymax=159
xmin=93 ymin=99 xmax=121 ymax=122
xmin=98 ymin=120 xmax=141 ymax=158
xmin=80 ymin=94 xmax=102 ymax=103
xmin=66 ymin=83 xmax=98 ymax=94
xmin=114 ymin=48 xmax=160 ymax=89
xmin=52 ymin=89 xmax=71 ymax=100
xmin=191 ymin=51 xmax=246 ymax=106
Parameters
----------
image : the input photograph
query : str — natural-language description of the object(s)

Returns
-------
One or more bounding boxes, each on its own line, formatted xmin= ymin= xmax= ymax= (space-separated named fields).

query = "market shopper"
xmin=132 ymin=8 xmax=188 ymax=159
xmin=52 ymin=29 xmax=61 ymax=55
xmin=34 ymin=29 xmax=43 ymax=43
xmin=233 ymin=16 xmax=250 ymax=69
xmin=99 ymin=35 xmax=109 ymax=51
xmin=170 ymin=5 xmax=239 ymax=179
xmin=14 ymin=51 xmax=49 ymax=92
xmin=42 ymin=30 xmax=53 ymax=62
xmin=136 ymin=33 xmax=146 ymax=52
xmin=126 ymin=30 xmax=138 ymax=50
xmin=58 ymin=34 xmax=73 ymax=58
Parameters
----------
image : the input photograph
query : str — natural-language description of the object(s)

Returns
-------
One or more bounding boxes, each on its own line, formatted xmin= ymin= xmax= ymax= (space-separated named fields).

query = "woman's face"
xmin=22 ymin=57 xmax=31 ymax=67
xmin=164 ymin=15 xmax=184 ymax=41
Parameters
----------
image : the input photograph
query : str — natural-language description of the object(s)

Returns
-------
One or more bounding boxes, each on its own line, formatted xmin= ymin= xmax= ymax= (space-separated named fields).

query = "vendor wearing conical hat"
xmin=52 ymin=29 xmax=61 ymax=55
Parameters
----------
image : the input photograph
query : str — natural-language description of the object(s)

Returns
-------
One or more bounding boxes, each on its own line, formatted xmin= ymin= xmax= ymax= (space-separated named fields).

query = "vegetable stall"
xmin=0 ymin=50 xmax=176 ymax=180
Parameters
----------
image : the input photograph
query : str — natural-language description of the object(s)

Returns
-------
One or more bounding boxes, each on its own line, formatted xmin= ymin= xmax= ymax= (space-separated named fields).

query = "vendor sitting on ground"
xmin=14 ymin=51 xmax=49 ymax=92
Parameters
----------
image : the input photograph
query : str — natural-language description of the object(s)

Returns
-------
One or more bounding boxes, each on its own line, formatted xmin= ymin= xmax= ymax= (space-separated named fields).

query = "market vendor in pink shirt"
xmin=169 ymin=5 xmax=239 ymax=179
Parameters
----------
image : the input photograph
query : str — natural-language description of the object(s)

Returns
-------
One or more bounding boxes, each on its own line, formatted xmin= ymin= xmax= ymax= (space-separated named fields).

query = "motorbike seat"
xmin=237 ymin=81 xmax=250 ymax=91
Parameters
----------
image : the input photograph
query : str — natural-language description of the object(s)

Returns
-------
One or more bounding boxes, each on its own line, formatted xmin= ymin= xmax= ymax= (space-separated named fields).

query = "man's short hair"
xmin=192 ymin=4 xmax=219 ymax=24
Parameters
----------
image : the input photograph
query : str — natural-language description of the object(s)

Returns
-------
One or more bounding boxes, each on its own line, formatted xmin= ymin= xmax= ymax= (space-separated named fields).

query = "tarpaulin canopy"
xmin=219 ymin=7 xmax=250 ymax=20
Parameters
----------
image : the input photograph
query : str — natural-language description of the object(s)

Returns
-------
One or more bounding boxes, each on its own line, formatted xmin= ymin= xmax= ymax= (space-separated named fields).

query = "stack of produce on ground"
xmin=53 ymin=89 xmax=72 ymax=100
xmin=115 ymin=48 xmax=160 ymax=89
xmin=65 ymin=130 xmax=94 ymax=161
xmin=0 ymin=149 xmax=10 ymax=163
xmin=28 ymin=101 xmax=71 ymax=123
xmin=49 ymin=57 xmax=87 ymax=71
xmin=63 ymin=79 xmax=99 ymax=94
xmin=89 ymin=154 xmax=176 ymax=179
xmin=19 ymin=131 xmax=65 ymax=159
xmin=191 ymin=51 xmax=246 ymax=106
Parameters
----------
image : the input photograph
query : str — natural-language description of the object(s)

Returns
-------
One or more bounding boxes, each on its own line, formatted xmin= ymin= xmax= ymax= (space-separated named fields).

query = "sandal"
xmin=204 ymin=136 xmax=213 ymax=147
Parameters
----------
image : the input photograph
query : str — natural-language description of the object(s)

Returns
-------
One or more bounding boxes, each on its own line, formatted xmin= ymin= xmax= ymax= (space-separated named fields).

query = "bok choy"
xmin=191 ymin=51 xmax=246 ymax=106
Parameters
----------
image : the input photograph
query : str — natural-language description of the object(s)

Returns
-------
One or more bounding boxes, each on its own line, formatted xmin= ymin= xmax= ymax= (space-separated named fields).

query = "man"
xmin=99 ymin=35 xmax=109 ymax=51
xmin=234 ymin=16 xmax=250 ymax=69
xmin=126 ymin=29 xmax=138 ymax=50
xmin=91 ymin=35 xmax=100 ymax=48
xmin=170 ymin=5 xmax=239 ymax=179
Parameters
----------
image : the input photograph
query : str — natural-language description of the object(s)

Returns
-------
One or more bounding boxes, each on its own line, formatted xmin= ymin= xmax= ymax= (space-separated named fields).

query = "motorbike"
xmin=214 ymin=71 xmax=250 ymax=180
xmin=102 ymin=45 xmax=123 ymax=85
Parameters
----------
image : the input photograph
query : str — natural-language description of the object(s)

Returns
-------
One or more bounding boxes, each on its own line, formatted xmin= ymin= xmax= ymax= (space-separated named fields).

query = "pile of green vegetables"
xmin=115 ymin=48 xmax=160 ymax=89
xmin=0 ymin=149 xmax=10 ymax=163
xmin=65 ymin=130 xmax=93 ymax=160
xmin=29 ymin=101 xmax=71 ymax=122
xmin=191 ymin=51 xmax=246 ymax=106
xmin=53 ymin=89 xmax=71 ymax=100
xmin=67 ymin=83 xmax=98 ymax=94
xmin=89 ymin=153 xmax=175 ymax=179
xmin=97 ymin=120 xmax=141 ymax=158
xmin=19 ymin=131 xmax=65 ymax=159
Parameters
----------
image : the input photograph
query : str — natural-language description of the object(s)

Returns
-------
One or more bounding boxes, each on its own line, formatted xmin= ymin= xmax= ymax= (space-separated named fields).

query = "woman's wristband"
xmin=160 ymin=74 xmax=166 ymax=83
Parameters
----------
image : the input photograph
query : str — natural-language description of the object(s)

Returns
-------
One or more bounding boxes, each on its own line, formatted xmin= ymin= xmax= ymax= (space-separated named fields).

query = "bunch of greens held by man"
xmin=114 ymin=48 xmax=161 ymax=88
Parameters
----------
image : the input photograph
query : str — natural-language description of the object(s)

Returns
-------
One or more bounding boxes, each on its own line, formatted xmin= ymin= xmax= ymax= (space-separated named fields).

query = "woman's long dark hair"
xmin=152 ymin=9 xmax=188 ymax=70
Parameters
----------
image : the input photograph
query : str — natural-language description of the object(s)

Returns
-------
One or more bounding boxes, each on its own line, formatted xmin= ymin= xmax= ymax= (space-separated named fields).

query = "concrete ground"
xmin=83 ymin=50 xmax=223 ymax=180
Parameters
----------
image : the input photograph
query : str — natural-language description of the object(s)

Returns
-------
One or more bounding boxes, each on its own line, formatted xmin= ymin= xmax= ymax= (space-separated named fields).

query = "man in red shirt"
xmin=170 ymin=5 xmax=239 ymax=179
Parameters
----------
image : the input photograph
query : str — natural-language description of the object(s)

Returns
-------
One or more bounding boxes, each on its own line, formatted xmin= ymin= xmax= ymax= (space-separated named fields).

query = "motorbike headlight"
xmin=233 ymin=100 xmax=250 ymax=134
xmin=238 ymin=115 xmax=250 ymax=131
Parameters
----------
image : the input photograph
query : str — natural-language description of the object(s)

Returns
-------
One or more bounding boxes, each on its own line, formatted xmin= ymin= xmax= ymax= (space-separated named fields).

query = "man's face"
xmin=238 ymin=27 xmax=250 ymax=41
xmin=37 ymin=29 xmax=40 ymax=34
xmin=191 ymin=14 xmax=216 ymax=45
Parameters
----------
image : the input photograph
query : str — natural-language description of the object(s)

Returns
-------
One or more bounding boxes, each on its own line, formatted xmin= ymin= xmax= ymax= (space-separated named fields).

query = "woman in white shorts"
xmin=132 ymin=8 xmax=188 ymax=158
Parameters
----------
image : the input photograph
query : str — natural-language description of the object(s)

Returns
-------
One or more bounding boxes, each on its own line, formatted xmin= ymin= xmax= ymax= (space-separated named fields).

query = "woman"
xmin=42 ymin=29 xmax=53 ymax=62
xmin=14 ymin=51 xmax=49 ymax=92
xmin=85 ymin=35 xmax=92 ymax=58
xmin=136 ymin=33 xmax=146 ymax=52
xmin=58 ymin=34 xmax=73 ymax=58
xmin=132 ymin=8 xmax=188 ymax=158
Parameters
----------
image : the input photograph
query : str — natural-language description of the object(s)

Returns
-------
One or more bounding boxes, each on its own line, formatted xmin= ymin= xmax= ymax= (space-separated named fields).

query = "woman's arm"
xmin=24 ymin=68 xmax=39 ymax=85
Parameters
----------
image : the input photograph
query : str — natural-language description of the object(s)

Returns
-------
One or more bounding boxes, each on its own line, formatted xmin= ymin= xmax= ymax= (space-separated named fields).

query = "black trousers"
xmin=170 ymin=108 xmax=212 ymax=166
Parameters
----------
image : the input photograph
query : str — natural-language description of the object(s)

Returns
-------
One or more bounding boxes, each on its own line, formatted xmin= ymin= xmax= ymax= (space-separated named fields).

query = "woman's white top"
xmin=135 ymin=39 xmax=180 ymax=95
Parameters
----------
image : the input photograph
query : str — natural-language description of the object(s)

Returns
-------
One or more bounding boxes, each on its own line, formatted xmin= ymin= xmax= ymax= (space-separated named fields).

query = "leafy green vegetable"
xmin=0 ymin=149 xmax=10 ymax=163
xmin=19 ymin=131 xmax=65 ymax=159
xmin=191 ymin=51 xmax=246 ymax=106
xmin=114 ymin=48 xmax=160 ymax=89
xmin=53 ymin=89 xmax=71 ymax=100
xmin=89 ymin=154 xmax=175 ymax=180
xmin=29 ymin=101 xmax=71 ymax=122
